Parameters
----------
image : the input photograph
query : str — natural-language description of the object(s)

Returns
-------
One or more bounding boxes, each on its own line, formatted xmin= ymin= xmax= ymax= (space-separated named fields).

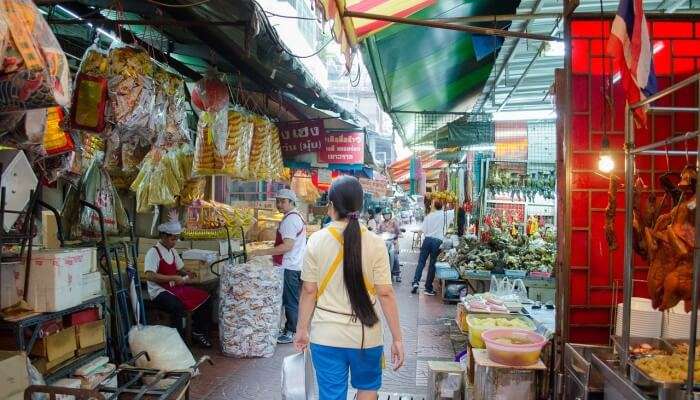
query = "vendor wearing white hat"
xmin=143 ymin=219 xmax=212 ymax=348
xmin=249 ymin=188 xmax=306 ymax=344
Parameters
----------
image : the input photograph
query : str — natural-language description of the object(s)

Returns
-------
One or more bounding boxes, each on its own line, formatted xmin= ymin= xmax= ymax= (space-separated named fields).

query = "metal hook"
xmin=685 ymin=140 xmax=690 ymax=165
xmin=666 ymin=145 xmax=671 ymax=172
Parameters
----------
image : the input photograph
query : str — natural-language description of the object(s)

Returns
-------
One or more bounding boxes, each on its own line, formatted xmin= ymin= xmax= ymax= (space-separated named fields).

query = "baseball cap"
xmin=275 ymin=189 xmax=297 ymax=203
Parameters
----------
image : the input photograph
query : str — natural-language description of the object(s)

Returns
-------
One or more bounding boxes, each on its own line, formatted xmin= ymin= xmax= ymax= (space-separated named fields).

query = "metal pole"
xmin=685 ymin=80 xmax=700 ymax=400
xmin=428 ymin=12 xmax=562 ymax=24
xmin=630 ymin=130 xmax=700 ymax=154
xmin=631 ymin=74 xmax=700 ymax=108
xmin=342 ymin=10 xmax=563 ymax=42
xmin=621 ymin=105 xmax=634 ymax=371
xmin=636 ymin=150 xmax=700 ymax=156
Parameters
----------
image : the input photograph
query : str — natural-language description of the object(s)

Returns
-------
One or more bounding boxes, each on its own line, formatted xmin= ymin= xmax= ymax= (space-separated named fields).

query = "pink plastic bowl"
xmin=481 ymin=328 xmax=547 ymax=366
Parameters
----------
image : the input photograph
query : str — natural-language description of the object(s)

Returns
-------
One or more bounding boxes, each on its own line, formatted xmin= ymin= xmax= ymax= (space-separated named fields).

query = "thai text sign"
xmin=277 ymin=119 xmax=325 ymax=156
xmin=319 ymin=131 xmax=364 ymax=164
xmin=359 ymin=178 xmax=388 ymax=197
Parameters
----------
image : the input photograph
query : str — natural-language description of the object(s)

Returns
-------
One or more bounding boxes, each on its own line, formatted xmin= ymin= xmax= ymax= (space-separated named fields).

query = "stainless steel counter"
xmin=591 ymin=354 xmax=649 ymax=400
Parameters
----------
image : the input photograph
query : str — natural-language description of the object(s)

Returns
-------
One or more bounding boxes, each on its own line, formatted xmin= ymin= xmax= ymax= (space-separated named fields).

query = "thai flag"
xmin=607 ymin=0 xmax=658 ymax=127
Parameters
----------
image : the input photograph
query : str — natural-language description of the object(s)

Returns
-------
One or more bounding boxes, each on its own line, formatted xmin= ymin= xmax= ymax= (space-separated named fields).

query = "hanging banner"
xmin=359 ymin=178 xmax=388 ymax=197
xmin=319 ymin=131 xmax=364 ymax=164
xmin=276 ymin=119 xmax=325 ymax=156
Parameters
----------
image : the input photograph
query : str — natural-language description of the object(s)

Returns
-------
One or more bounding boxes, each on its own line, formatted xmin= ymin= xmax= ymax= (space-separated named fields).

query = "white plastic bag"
xmin=281 ymin=350 xmax=318 ymax=400
xmin=128 ymin=325 xmax=195 ymax=371
xmin=219 ymin=257 xmax=283 ymax=357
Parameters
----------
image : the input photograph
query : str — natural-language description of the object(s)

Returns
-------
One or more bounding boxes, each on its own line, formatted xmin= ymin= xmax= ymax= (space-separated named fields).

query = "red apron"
xmin=272 ymin=211 xmax=306 ymax=267
xmin=154 ymin=246 xmax=209 ymax=312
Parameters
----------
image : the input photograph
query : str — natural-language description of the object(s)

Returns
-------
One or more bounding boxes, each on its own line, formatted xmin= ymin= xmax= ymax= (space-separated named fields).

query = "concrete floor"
xmin=189 ymin=227 xmax=461 ymax=399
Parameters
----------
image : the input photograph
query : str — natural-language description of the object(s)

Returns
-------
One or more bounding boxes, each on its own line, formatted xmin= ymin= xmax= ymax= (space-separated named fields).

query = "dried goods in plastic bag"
xmin=80 ymin=156 xmax=130 ymax=238
xmin=191 ymin=72 xmax=228 ymax=156
xmin=128 ymin=325 xmax=196 ymax=371
xmin=108 ymin=46 xmax=155 ymax=139
xmin=152 ymin=68 xmax=189 ymax=146
xmin=70 ymin=46 xmax=109 ymax=133
xmin=179 ymin=178 xmax=205 ymax=206
xmin=132 ymin=144 xmax=193 ymax=212
xmin=42 ymin=107 xmax=74 ymax=155
xmin=0 ymin=0 xmax=72 ymax=112
xmin=219 ymin=257 xmax=283 ymax=358
xmin=192 ymin=108 xmax=233 ymax=176
xmin=227 ymin=110 xmax=254 ymax=179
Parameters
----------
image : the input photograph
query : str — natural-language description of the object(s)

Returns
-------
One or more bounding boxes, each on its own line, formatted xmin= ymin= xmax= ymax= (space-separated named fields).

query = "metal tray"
xmin=629 ymin=361 xmax=692 ymax=400
xmin=564 ymin=343 xmax=615 ymax=392
xmin=611 ymin=336 xmax=674 ymax=358
xmin=664 ymin=338 xmax=700 ymax=355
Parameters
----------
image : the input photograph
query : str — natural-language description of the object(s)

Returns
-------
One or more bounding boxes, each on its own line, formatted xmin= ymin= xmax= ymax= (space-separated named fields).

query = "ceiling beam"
xmin=664 ymin=0 xmax=688 ymax=13
xmin=496 ymin=17 xmax=560 ymax=112
xmin=343 ymin=10 xmax=562 ymax=42
xmin=46 ymin=18 xmax=248 ymax=27
xmin=428 ymin=13 xmax=562 ymax=24
xmin=474 ymin=0 xmax=546 ymax=113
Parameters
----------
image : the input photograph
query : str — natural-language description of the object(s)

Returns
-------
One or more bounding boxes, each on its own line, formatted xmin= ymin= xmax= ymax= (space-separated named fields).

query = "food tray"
xmin=466 ymin=313 xmax=535 ymax=349
xmin=465 ymin=270 xmax=492 ymax=279
xmin=528 ymin=271 xmax=551 ymax=279
xmin=611 ymin=336 xmax=674 ymax=358
xmin=564 ymin=343 xmax=613 ymax=392
xmin=628 ymin=361 xmax=696 ymax=400
xmin=504 ymin=269 xmax=527 ymax=279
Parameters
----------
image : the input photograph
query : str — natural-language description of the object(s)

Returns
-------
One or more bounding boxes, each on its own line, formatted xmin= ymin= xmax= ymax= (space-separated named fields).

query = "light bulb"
xmin=598 ymin=154 xmax=615 ymax=173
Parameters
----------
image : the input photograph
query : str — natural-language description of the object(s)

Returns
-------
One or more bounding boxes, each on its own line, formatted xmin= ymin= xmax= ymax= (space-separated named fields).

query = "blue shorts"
xmin=310 ymin=343 xmax=383 ymax=400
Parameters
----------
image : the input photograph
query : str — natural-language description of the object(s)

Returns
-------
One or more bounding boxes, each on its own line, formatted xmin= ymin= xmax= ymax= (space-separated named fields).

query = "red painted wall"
xmin=567 ymin=18 xmax=700 ymax=343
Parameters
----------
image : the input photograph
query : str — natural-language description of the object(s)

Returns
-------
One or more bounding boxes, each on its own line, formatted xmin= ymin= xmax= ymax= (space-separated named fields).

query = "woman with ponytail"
xmin=294 ymin=176 xmax=404 ymax=400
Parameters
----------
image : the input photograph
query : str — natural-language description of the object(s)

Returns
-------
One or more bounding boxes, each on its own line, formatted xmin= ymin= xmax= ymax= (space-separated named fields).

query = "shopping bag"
xmin=281 ymin=350 xmax=317 ymax=400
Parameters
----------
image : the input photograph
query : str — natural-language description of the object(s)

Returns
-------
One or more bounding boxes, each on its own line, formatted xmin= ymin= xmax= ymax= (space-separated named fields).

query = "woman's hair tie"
xmin=347 ymin=211 xmax=360 ymax=220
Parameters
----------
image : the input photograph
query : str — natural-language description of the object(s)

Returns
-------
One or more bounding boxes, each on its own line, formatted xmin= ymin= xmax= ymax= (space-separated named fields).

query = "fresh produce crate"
xmin=505 ymin=269 xmax=527 ymax=279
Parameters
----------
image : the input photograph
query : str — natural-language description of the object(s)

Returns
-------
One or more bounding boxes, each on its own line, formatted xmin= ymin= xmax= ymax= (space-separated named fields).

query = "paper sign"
xmin=319 ymin=131 xmax=364 ymax=164
xmin=277 ymin=119 xmax=325 ymax=156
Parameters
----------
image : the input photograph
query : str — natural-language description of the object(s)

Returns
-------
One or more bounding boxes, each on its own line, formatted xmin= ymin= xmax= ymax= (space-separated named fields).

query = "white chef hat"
xmin=275 ymin=188 xmax=298 ymax=203
xmin=157 ymin=220 xmax=182 ymax=235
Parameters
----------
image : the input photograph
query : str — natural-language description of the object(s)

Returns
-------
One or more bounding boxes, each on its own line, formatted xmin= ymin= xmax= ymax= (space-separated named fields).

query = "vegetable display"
xmin=444 ymin=226 xmax=556 ymax=278
xmin=486 ymin=165 xmax=555 ymax=201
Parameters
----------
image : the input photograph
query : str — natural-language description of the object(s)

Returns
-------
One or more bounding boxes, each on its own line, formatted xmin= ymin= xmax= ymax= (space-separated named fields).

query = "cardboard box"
xmin=42 ymin=211 xmax=61 ymax=250
xmin=31 ymin=326 xmax=77 ymax=362
xmin=75 ymin=320 xmax=105 ymax=349
xmin=33 ymin=351 xmax=74 ymax=374
xmin=65 ymin=308 xmax=99 ymax=327
xmin=81 ymin=272 xmax=102 ymax=301
xmin=183 ymin=260 xmax=218 ymax=283
xmin=138 ymin=237 xmax=190 ymax=256
xmin=27 ymin=249 xmax=94 ymax=312
xmin=0 ymin=351 xmax=29 ymax=400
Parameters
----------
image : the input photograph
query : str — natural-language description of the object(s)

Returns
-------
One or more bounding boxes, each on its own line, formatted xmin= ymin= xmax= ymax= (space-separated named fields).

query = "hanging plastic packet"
xmin=0 ymin=0 xmax=72 ymax=112
xmin=108 ymin=45 xmax=155 ymax=139
xmin=80 ymin=155 xmax=130 ymax=238
xmin=191 ymin=71 xmax=229 ymax=158
xmin=70 ymin=45 xmax=109 ymax=133
xmin=42 ymin=107 xmax=75 ymax=156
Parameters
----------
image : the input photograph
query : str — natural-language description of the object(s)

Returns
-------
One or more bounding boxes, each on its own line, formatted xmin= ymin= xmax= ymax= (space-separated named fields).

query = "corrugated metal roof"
xmin=472 ymin=0 xmax=694 ymax=114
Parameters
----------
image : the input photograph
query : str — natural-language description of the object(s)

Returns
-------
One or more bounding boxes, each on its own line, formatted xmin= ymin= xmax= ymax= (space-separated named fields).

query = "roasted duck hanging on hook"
xmin=633 ymin=165 xmax=698 ymax=311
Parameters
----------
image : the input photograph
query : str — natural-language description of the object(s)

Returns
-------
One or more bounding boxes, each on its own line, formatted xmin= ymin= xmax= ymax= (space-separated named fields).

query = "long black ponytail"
xmin=328 ymin=176 xmax=379 ymax=327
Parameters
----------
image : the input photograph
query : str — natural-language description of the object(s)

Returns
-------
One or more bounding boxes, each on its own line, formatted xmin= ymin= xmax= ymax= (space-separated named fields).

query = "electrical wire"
xmin=144 ymin=0 xmax=213 ymax=8
xmin=264 ymin=10 xmax=317 ymax=20
xmin=277 ymin=37 xmax=333 ymax=59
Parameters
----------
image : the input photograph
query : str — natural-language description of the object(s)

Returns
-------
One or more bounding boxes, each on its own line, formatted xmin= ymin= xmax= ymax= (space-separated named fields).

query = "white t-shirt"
xmin=367 ymin=218 xmax=378 ymax=231
xmin=422 ymin=209 xmax=455 ymax=241
xmin=279 ymin=211 xmax=306 ymax=271
xmin=144 ymin=242 xmax=184 ymax=299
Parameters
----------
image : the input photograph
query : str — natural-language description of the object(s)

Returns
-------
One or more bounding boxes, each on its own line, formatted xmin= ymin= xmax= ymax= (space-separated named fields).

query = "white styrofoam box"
xmin=0 ymin=262 xmax=24 ymax=308
xmin=81 ymin=272 xmax=102 ymax=302
xmin=27 ymin=248 xmax=94 ymax=312
xmin=0 ymin=149 xmax=38 ymax=231
xmin=181 ymin=249 xmax=218 ymax=262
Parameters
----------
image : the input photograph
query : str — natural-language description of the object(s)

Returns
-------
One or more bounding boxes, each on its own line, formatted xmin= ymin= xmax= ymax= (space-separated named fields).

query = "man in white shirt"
xmin=249 ymin=189 xmax=306 ymax=344
xmin=411 ymin=199 xmax=454 ymax=295
xmin=143 ymin=220 xmax=212 ymax=347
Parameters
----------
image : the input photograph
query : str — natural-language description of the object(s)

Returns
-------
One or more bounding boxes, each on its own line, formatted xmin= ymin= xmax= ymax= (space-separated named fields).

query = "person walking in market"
xmin=377 ymin=208 xmax=402 ymax=282
xmin=294 ymin=176 xmax=404 ymax=400
xmin=249 ymin=189 xmax=307 ymax=344
xmin=411 ymin=199 xmax=454 ymax=295
xmin=143 ymin=219 xmax=213 ymax=348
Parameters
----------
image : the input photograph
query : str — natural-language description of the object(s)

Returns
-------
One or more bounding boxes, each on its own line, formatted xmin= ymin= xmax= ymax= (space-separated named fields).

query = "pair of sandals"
xmin=192 ymin=331 xmax=212 ymax=348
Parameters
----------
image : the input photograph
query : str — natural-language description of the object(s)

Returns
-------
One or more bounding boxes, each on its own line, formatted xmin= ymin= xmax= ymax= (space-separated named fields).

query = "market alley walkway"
xmin=190 ymin=226 xmax=459 ymax=399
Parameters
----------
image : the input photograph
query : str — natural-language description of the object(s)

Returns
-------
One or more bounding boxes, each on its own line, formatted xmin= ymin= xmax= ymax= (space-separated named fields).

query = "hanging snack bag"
xmin=80 ymin=156 xmax=130 ymax=238
xmin=151 ymin=68 xmax=189 ymax=147
xmin=42 ymin=107 xmax=74 ymax=155
xmin=191 ymin=71 xmax=229 ymax=155
xmin=108 ymin=45 xmax=155 ymax=139
xmin=70 ymin=46 xmax=109 ymax=133
xmin=0 ymin=0 xmax=72 ymax=112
